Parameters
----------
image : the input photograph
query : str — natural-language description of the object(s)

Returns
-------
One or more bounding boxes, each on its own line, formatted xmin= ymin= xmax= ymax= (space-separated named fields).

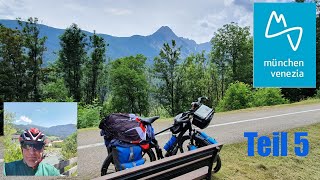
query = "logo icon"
xmin=265 ymin=11 xmax=303 ymax=51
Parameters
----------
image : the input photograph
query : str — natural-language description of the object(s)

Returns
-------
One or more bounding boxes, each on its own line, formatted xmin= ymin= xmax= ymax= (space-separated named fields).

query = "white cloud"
xmin=0 ymin=0 xmax=28 ymax=18
xmin=16 ymin=115 xmax=32 ymax=124
xmin=224 ymin=0 xmax=235 ymax=6
xmin=104 ymin=8 xmax=132 ymax=16
xmin=63 ymin=3 xmax=86 ymax=12
xmin=191 ymin=2 xmax=253 ymax=43
xmin=0 ymin=0 xmax=267 ymax=43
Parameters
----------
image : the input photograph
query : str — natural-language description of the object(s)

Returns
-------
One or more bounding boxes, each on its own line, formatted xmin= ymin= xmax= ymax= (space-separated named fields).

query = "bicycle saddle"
xmin=140 ymin=116 xmax=160 ymax=124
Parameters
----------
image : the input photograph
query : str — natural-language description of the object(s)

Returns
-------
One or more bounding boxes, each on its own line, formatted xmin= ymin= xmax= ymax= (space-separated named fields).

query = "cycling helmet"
xmin=19 ymin=128 xmax=46 ymax=145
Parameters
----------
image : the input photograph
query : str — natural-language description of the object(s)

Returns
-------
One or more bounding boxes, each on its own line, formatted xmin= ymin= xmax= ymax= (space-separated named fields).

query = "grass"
xmin=213 ymin=123 xmax=320 ymax=180
xmin=78 ymin=127 xmax=99 ymax=132
xmin=216 ymin=98 xmax=320 ymax=115
xmin=78 ymin=98 xmax=320 ymax=131
xmin=292 ymin=98 xmax=320 ymax=105
xmin=64 ymin=162 xmax=77 ymax=177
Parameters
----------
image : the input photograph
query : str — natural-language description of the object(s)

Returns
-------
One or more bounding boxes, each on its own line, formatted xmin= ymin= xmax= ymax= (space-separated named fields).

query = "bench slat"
xmin=171 ymin=167 xmax=208 ymax=180
xmin=94 ymin=143 xmax=223 ymax=180
xmin=140 ymin=156 xmax=211 ymax=180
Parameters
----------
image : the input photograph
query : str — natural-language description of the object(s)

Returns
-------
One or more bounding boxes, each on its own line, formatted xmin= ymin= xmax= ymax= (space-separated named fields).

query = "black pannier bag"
xmin=192 ymin=104 xmax=214 ymax=129
xmin=99 ymin=113 xmax=147 ymax=144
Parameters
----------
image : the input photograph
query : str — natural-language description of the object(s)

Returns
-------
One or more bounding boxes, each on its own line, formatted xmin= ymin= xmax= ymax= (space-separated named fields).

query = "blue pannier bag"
xmin=118 ymin=159 xmax=145 ymax=170
xmin=199 ymin=132 xmax=218 ymax=144
xmin=112 ymin=145 xmax=146 ymax=171
xmin=187 ymin=144 xmax=198 ymax=151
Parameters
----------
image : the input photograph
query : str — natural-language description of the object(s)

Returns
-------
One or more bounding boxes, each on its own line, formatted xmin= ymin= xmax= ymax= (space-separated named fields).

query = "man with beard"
xmin=4 ymin=128 xmax=60 ymax=176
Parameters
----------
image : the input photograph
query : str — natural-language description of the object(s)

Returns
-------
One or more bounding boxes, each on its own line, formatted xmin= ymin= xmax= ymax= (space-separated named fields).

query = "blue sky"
xmin=0 ymin=0 xmax=293 ymax=44
xmin=4 ymin=102 xmax=77 ymax=127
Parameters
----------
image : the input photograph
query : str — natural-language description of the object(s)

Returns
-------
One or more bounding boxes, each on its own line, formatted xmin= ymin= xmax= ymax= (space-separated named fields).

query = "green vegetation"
xmin=153 ymin=40 xmax=182 ymax=116
xmin=18 ymin=17 xmax=47 ymax=101
xmin=216 ymin=82 xmax=289 ymax=112
xmin=251 ymin=88 xmax=288 ymax=107
xmin=52 ymin=141 xmax=63 ymax=148
xmin=148 ymin=105 xmax=171 ymax=118
xmin=64 ymin=162 xmax=77 ymax=177
xmin=78 ymin=103 xmax=102 ymax=129
xmin=316 ymin=88 xmax=320 ymax=99
xmin=216 ymin=82 xmax=252 ymax=112
xmin=78 ymin=98 xmax=320 ymax=132
xmin=58 ymin=23 xmax=87 ymax=102
xmin=47 ymin=136 xmax=61 ymax=141
xmin=211 ymin=22 xmax=253 ymax=100
xmin=3 ymin=113 xmax=23 ymax=162
xmin=107 ymin=55 xmax=149 ymax=116
xmin=0 ymin=25 xmax=28 ymax=101
xmin=1 ymin=12 xmax=319 ymax=129
xmin=83 ymin=31 xmax=106 ymax=104
xmin=41 ymin=78 xmax=69 ymax=102
xmin=0 ymin=102 xmax=3 ymax=136
xmin=214 ymin=123 xmax=320 ymax=179
xmin=61 ymin=132 xmax=77 ymax=160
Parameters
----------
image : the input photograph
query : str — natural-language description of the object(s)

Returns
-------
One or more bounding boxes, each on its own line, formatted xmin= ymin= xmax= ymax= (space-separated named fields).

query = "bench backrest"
xmin=94 ymin=143 xmax=223 ymax=180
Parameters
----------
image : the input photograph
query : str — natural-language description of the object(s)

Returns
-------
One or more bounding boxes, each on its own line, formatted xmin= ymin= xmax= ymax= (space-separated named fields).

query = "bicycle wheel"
xmin=100 ymin=148 xmax=156 ymax=176
xmin=142 ymin=148 xmax=156 ymax=162
xmin=101 ymin=153 xmax=113 ymax=176
xmin=178 ymin=135 xmax=222 ymax=173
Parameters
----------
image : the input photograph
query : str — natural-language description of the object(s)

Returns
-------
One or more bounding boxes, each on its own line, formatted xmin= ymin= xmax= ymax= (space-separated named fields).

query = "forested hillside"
xmin=0 ymin=15 xmax=319 ymax=129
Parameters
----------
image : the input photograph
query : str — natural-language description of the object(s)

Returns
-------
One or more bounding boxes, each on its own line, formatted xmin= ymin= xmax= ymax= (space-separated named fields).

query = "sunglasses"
xmin=21 ymin=143 xmax=44 ymax=151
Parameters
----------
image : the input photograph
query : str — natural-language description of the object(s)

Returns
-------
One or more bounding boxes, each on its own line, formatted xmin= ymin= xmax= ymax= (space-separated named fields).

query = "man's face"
xmin=21 ymin=144 xmax=44 ymax=168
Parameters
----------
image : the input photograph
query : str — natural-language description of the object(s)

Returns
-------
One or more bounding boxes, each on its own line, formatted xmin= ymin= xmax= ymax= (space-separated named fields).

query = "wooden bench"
xmin=94 ymin=143 xmax=223 ymax=180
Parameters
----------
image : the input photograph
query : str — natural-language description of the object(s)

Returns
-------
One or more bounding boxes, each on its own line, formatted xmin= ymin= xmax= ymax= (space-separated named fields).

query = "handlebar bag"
xmin=192 ymin=105 xmax=214 ymax=129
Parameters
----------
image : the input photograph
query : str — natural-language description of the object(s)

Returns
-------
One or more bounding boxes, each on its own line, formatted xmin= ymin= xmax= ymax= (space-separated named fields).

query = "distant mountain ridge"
xmin=0 ymin=19 xmax=211 ymax=65
xmin=14 ymin=124 xmax=76 ymax=139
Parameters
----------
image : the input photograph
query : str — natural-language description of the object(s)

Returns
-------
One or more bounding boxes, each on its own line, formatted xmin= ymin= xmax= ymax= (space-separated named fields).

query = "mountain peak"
xmin=0 ymin=19 xmax=212 ymax=63
xmin=153 ymin=26 xmax=176 ymax=37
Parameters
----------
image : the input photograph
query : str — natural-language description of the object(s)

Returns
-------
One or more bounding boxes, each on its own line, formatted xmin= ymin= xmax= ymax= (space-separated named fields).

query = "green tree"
xmin=61 ymin=132 xmax=77 ymax=159
xmin=0 ymin=25 xmax=28 ymax=101
xmin=77 ymin=103 xmax=101 ymax=128
xmin=281 ymin=88 xmax=316 ymax=102
xmin=180 ymin=52 xmax=213 ymax=109
xmin=0 ymin=102 xmax=3 ymax=136
xmin=18 ymin=17 xmax=47 ymax=101
xmin=58 ymin=24 xmax=87 ymax=102
xmin=208 ymin=61 xmax=221 ymax=105
xmin=97 ymin=63 xmax=110 ymax=104
xmin=315 ymin=88 xmax=320 ymax=98
xmin=84 ymin=31 xmax=107 ymax=104
xmin=4 ymin=112 xmax=23 ymax=162
xmin=251 ymin=88 xmax=288 ymax=107
xmin=153 ymin=40 xmax=182 ymax=116
xmin=41 ymin=78 xmax=69 ymax=101
xmin=216 ymin=81 xmax=252 ymax=112
xmin=40 ymin=62 xmax=70 ymax=102
xmin=108 ymin=55 xmax=149 ymax=115
xmin=211 ymin=23 xmax=253 ymax=98
xmin=294 ymin=0 xmax=320 ymax=94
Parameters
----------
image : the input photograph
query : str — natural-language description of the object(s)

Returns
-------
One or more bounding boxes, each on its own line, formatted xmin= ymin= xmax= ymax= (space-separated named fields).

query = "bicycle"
xmin=101 ymin=97 xmax=222 ymax=176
